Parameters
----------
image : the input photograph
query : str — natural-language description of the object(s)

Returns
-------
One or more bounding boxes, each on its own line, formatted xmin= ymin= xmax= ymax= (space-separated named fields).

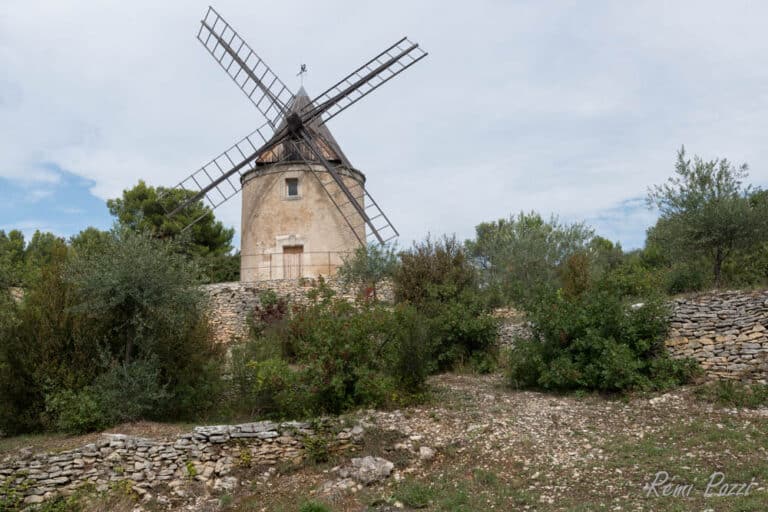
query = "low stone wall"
xmin=666 ymin=290 xmax=768 ymax=382
xmin=202 ymin=277 xmax=393 ymax=343
xmin=493 ymin=308 xmax=532 ymax=347
xmin=0 ymin=420 xmax=363 ymax=507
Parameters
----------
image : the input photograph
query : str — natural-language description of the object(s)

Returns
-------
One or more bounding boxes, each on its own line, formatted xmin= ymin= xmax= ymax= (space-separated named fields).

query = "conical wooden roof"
xmin=256 ymin=87 xmax=352 ymax=168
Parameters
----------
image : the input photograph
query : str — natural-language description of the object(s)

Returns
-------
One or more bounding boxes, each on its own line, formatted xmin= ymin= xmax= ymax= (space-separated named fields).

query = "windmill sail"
xmin=304 ymin=37 xmax=428 ymax=125
xmin=164 ymin=122 xmax=273 ymax=222
xmin=198 ymin=6 xmax=294 ymax=128
xmin=167 ymin=6 xmax=427 ymax=244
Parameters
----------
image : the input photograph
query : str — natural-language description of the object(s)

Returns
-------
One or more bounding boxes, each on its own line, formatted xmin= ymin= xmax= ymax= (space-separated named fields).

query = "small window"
xmin=286 ymin=178 xmax=299 ymax=197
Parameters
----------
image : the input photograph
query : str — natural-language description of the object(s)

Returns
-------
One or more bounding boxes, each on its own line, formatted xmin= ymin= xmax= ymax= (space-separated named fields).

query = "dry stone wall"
xmin=201 ymin=277 xmax=392 ymax=343
xmin=494 ymin=308 xmax=532 ymax=347
xmin=0 ymin=420 xmax=364 ymax=507
xmin=665 ymin=290 xmax=768 ymax=382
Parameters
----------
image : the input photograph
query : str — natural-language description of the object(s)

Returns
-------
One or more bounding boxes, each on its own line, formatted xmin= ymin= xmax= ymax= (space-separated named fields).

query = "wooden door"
xmin=283 ymin=245 xmax=303 ymax=279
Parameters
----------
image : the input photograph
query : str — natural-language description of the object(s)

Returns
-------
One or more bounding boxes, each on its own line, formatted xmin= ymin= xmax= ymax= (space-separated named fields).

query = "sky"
xmin=1 ymin=1 xmax=767 ymax=251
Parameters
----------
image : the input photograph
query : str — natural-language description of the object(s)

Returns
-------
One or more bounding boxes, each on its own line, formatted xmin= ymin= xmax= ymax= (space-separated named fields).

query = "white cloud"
xmin=1 ymin=0 xmax=767 ymax=248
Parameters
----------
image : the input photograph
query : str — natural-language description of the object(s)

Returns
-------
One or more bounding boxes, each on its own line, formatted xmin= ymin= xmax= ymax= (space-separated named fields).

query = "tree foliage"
xmin=0 ymin=229 xmax=223 ymax=434
xmin=466 ymin=212 xmax=595 ymax=305
xmin=0 ymin=229 xmax=69 ymax=287
xmin=0 ymin=230 xmax=25 ymax=287
xmin=394 ymin=235 xmax=498 ymax=370
xmin=647 ymin=147 xmax=768 ymax=286
xmin=107 ymin=180 xmax=238 ymax=282
xmin=507 ymin=262 xmax=700 ymax=392
xmin=337 ymin=243 xmax=398 ymax=301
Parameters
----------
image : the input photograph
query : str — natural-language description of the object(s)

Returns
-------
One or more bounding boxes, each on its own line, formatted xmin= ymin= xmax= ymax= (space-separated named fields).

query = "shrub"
xmin=600 ymin=260 xmax=663 ymax=299
xmin=250 ymin=290 xmax=290 ymax=334
xmin=424 ymin=297 xmax=499 ymax=371
xmin=288 ymin=299 xmax=397 ymax=414
xmin=560 ymin=251 xmax=592 ymax=298
xmin=695 ymin=380 xmax=768 ymax=408
xmin=46 ymin=389 xmax=108 ymax=434
xmin=394 ymin=235 xmax=499 ymax=370
xmin=0 ymin=245 xmax=99 ymax=434
xmin=0 ymin=229 xmax=224 ymax=435
xmin=665 ymin=262 xmax=709 ymax=294
xmin=230 ymin=293 xmax=435 ymax=419
xmin=298 ymin=501 xmax=332 ymax=512
xmin=507 ymin=277 xmax=700 ymax=392
xmin=302 ymin=434 xmax=331 ymax=464
xmin=89 ymin=359 xmax=171 ymax=424
xmin=337 ymin=242 xmax=398 ymax=301
xmin=66 ymin=229 xmax=224 ymax=422
xmin=394 ymin=235 xmax=475 ymax=306
xmin=381 ymin=305 xmax=436 ymax=392
xmin=245 ymin=358 xmax=306 ymax=418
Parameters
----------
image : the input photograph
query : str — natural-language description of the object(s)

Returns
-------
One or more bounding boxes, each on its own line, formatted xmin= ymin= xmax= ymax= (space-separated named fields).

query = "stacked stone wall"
xmin=0 ymin=420 xmax=363 ymax=506
xmin=665 ymin=290 xmax=768 ymax=382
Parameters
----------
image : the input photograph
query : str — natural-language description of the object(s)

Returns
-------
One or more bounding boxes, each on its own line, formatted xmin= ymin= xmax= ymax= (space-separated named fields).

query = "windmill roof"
xmin=256 ymin=86 xmax=353 ymax=168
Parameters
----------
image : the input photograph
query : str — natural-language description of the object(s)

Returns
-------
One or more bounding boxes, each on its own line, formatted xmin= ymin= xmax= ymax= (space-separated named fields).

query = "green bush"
xmin=287 ymin=299 xmax=396 ymax=414
xmin=394 ymin=235 xmax=499 ymax=370
xmin=381 ymin=305 xmax=436 ymax=391
xmin=302 ymin=434 xmax=331 ymax=464
xmin=46 ymin=389 xmax=108 ymax=434
xmin=665 ymin=262 xmax=709 ymax=294
xmin=337 ymin=242 xmax=398 ymax=301
xmin=0 ymin=246 xmax=99 ymax=434
xmin=246 ymin=358 xmax=306 ymax=418
xmin=230 ymin=293 xmax=435 ymax=419
xmin=44 ymin=359 xmax=171 ymax=434
xmin=92 ymin=360 xmax=170 ymax=423
xmin=298 ymin=501 xmax=332 ymax=512
xmin=423 ymin=296 xmax=499 ymax=370
xmin=507 ymin=279 xmax=700 ymax=392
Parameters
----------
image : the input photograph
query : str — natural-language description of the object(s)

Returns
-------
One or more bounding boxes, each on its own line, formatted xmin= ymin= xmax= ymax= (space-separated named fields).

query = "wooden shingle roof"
xmin=257 ymin=87 xmax=352 ymax=168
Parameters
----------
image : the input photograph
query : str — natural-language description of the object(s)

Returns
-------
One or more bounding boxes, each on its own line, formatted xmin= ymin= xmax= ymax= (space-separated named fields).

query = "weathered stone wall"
xmin=665 ymin=290 xmax=768 ymax=382
xmin=202 ymin=277 xmax=393 ymax=343
xmin=0 ymin=420 xmax=364 ymax=506
xmin=494 ymin=308 xmax=532 ymax=347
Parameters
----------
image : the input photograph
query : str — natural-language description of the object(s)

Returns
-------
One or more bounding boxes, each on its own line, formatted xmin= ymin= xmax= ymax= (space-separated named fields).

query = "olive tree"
xmin=466 ymin=211 xmax=594 ymax=305
xmin=647 ymin=147 xmax=768 ymax=286
xmin=336 ymin=242 xmax=398 ymax=301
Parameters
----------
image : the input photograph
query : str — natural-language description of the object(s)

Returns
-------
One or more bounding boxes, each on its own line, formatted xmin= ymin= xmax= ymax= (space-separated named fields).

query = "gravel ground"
xmin=227 ymin=373 xmax=768 ymax=511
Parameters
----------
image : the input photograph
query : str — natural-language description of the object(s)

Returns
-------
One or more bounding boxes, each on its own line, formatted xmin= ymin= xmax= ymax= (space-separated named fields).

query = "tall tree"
xmin=69 ymin=227 xmax=112 ymax=254
xmin=466 ymin=212 xmax=594 ymax=305
xmin=107 ymin=180 xmax=234 ymax=258
xmin=647 ymin=147 xmax=768 ymax=286
xmin=107 ymin=180 xmax=238 ymax=282
xmin=0 ymin=230 xmax=25 ymax=287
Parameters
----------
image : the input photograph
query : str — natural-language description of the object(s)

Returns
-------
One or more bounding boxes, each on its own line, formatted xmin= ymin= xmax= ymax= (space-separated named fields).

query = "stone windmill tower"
xmin=240 ymin=87 xmax=368 ymax=280
xmin=165 ymin=7 xmax=427 ymax=282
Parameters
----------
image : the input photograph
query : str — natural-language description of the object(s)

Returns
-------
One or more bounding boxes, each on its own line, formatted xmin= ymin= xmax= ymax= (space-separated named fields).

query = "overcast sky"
xmin=2 ymin=0 xmax=767 ymax=250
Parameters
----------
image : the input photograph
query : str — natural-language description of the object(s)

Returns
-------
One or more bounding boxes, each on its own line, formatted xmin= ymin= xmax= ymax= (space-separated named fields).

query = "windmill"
xmin=165 ymin=6 xmax=427 ymax=281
